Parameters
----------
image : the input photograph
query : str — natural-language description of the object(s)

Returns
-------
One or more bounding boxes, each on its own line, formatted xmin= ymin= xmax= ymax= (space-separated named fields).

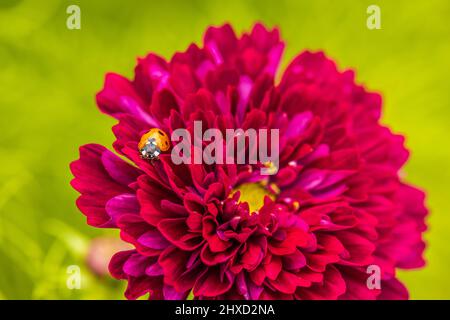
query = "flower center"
xmin=233 ymin=182 xmax=276 ymax=213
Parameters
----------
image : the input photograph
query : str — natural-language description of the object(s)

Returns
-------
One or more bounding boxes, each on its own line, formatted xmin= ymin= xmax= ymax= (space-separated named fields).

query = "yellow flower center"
xmin=233 ymin=182 xmax=276 ymax=213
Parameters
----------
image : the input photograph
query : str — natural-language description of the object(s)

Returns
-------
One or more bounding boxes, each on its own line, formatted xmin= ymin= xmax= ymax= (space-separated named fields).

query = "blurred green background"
xmin=0 ymin=0 xmax=449 ymax=299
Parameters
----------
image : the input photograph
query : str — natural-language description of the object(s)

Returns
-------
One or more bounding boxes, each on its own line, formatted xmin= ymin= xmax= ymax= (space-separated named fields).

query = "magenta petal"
xmin=285 ymin=111 xmax=313 ymax=139
xmin=146 ymin=261 xmax=164 ymax=276
xmin=158 ymin=218 xmax=203 ymax=251
xmin=97 ymin=73 xmax=159 ymax=125
xmin=163 ymin=285 xmax=188 ymax=300
xmin=123 ymin=253 xmax=149 ymax=277
xmin=106 ymin=194 xmax=139 ymax=225
xmin=193 ymin=266 xmax=234 ymax=297
xmin=109 ymin=250 xmax=135 ymax=279
xmin=138 ymin=230 xmax=171 ymax=250
xmin=101 ymin=150 xmax=141 ymax=186
xmin=70 ymin=144 xmax=132 ymax=228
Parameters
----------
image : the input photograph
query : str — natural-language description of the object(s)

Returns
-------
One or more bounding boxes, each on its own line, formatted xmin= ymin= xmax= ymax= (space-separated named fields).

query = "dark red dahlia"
xmin=70 ymin=23 xmax=427 ymax=300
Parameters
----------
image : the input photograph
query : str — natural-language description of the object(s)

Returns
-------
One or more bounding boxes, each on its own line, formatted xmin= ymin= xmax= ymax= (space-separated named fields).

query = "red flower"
xmin=70 ymin=23 xmax=427 ymax=300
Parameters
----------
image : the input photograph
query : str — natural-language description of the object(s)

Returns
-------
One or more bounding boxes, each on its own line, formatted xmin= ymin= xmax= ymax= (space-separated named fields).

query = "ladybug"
xmin=138 ymin=128 xmax=171 ymax=160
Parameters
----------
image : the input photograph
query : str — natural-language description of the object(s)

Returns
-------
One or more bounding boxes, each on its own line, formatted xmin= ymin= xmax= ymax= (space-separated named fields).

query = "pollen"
xmin=263 ymin=161 xmax=278 ymax=175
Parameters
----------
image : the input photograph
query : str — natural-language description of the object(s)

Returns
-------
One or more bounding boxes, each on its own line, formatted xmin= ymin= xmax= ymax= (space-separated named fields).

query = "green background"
xmin=0 ymin=0 xmax=449 ymax=299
